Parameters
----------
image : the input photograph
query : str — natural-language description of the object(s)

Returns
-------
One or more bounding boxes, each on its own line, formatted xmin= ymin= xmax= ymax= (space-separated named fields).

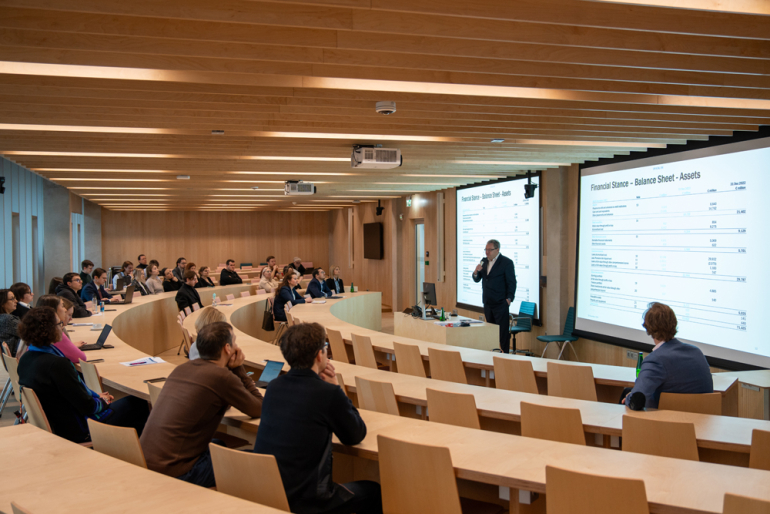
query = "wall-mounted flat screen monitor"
xmin=363 ymin=222 xmax=384 ymax=260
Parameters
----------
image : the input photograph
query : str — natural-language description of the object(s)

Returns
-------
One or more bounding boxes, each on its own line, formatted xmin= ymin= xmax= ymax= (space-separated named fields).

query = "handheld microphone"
xmin=626 ymin=392 xmax=646 ymax=411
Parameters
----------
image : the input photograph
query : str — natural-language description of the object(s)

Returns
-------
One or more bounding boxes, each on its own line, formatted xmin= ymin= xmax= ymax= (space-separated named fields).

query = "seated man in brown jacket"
xmin=140 ymin=322 xmax=263 ymax=487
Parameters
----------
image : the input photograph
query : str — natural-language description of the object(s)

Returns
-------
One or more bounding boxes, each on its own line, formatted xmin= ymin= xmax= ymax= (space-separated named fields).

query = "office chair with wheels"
xmin=538 ymin=306 xmax=579 ymax=360
xmin=508 ymin=301 xmax=536 ymax=355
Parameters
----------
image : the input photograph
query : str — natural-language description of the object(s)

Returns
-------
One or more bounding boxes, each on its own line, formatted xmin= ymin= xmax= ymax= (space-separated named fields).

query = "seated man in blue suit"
xmin=307 ymin=268 xmax=333 ymax=299
xmin=623 ymin=302 xmax=713 ymax=409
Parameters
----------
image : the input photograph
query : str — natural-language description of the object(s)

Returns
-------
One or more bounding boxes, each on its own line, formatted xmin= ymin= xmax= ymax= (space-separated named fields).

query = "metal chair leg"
xmin=0 ymin=379 xmax=12 ymax=417
xmin=541 ymin=342 xmax=552 ymax=359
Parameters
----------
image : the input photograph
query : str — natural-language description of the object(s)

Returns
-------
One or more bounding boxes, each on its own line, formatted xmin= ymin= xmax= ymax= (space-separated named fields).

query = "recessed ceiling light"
xmin=252 ymin=186 xmax=260 ymax=190
xmin=177 ymin=175 xmax=190 ymax=180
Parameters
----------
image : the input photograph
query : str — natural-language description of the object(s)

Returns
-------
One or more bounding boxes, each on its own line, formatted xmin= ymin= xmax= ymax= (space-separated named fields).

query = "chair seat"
xmin=510 ymin=326 xmax=530 ymax=334
xmin=459 ymin=497 xmax=507 ymax=514
xmin=537 ymin=335 xmax=578 ymax=343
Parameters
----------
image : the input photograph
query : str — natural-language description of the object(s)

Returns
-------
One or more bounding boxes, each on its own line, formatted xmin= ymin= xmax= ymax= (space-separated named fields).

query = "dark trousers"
xmin=101 ymin=395 xmax=150 ymax=436
xmin=176 ymin=439 xmax=226 ymax=488
xmin=321 ymin=481 xmax=383 ymax=514
xmin=484 ymin=301 xmax=511 ymax=353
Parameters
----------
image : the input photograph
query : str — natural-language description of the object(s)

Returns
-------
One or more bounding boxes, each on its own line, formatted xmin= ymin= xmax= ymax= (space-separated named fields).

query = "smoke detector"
xmin=375 ymin=101 xmax=397 ymax=115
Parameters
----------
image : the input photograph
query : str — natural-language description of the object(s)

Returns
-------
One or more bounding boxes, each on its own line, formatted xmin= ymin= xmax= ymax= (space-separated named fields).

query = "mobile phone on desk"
xmin=104 ymin=309 xmax=117 ymax=311
xmin=86 ymin=359 xmax=104 ymax=363
xmin=143 ymin=377 xmax=167 ymax=384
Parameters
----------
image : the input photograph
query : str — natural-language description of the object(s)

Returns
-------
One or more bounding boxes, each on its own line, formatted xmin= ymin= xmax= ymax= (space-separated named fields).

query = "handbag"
xmin=262 ymin=298 xmax=275 ymax=331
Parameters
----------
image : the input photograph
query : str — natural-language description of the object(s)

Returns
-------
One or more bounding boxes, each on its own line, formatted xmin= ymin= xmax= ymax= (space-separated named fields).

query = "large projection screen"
xmin=456 ymin=176 xmax=541 ymax=318
xmin=576 ymin=136 xmax=770 ymax=369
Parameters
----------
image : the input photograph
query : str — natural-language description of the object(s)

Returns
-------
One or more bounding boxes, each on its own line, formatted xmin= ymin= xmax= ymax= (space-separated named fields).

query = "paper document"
xmin=121 ymin=357 xmax=166 ymax=367
xmin=312 ymin=300 xmax=327 ymax=304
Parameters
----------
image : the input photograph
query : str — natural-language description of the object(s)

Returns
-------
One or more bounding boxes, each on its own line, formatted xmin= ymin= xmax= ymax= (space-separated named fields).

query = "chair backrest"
xmin=226 ymin=294 xmax=235 ymax=301
xmin=337 ymin=373 xmax=349 ymax=399
xmin=184 ymin=306 xmax=192 ymax=315
xmin=723 ymin=493 xmax=770 ymax=514
xmin=20 ymin=388 xmax=52 ymax=433
xmin=2 ymin=351 xmax=21 ymax=399
xmin=520 ymin=401 xmax=585 ymax=445
xmin=750 ymin=429 xmax=770 ymax=471
xmin=547 ymin=362 xmax=597 ymax=401
xmin=181 ymin=328 xmax=193 ymax=354
xmin=493 ymin=356 xmax=539 ymax=394
xmin=327 ymin=328 xmax=349 ymax=363
xmin=562 ymin=306 xmax=576 ymax=337
xmin=257 ymin=288 xmax=266 ymax=294
xmin=192 ymin=303 xmax=201 ymax=311
xmin=78 ymin=360 xmax=103 ymax=394
xmin=622 ymin=415 xmax=699 ymax=461
xmin=133 ymin=291 xmax=142 ymax=299
xmin=355 ymin=376 xmax=400 ymax=416
xmin=285 ymin=301 xmax=292 ymax=312
xmin=658 ymin=392 xmax=722 ymax=416
xmin=351 ymin=333 xmax=378 ymax=369
xmin=240 ymin=291 xmax=251 ymax=298
xmin=511 ymin=301 xmax=536 ymax=331
xmin=426 ymin=388 xmax=480 ymax=429
xmin=427 ymin=347 xmax=467 ymax=384
xmin=209 ymin=443 xmax=290 ymax=511
xmin=147 ymin=382 xmax=164 ymax=407
xmin=393 ymin=342 xmax=426 ymax=378
xmin=545 ymin=465 xmax=649 ymax=514
xmin=286 ymin=311 xmax=296 ymax=327
xmin=378 ymin=435 xmax=463 ymax=514
xmin=87 ymin=418 xmax=147 ymax=468
xmin=179 ymin=310 xmax=186 ymax=320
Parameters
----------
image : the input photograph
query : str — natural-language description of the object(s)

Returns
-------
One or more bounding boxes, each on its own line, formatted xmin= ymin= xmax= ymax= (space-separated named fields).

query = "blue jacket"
xmin=80 ymin=282 xmax=113 ymax=303
xmin=626 ymin=338 xmax=713 ymax=409
xmin=307 ymin=278 xmax=332 ymax=299
xmin=471 ymin=253 xmax=517 ymax=305
xmin=273 ymin=286 xmax=305 ymax=322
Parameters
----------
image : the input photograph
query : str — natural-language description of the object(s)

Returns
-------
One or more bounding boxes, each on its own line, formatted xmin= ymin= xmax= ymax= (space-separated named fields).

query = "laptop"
xmin=115 ymin=276 xmax=126 ymax=291
xmin=254 ymin=360 xmax=284 ymax=388
xmin=111 ymin=285 xmax=135 ymax=305
xmin=81 ymin=325 xmax=114 ymax=351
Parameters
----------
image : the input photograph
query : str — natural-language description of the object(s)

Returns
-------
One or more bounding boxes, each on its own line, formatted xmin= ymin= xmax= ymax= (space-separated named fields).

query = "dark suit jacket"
xmin=55 ymin=284 xmax=92 ymax=318
xmin=471 ymin=254 xmax=517 ymax=305
xmin=626 ymin=338 xmax=713 ymax=409
xmin=253 ymin=368 xmax=366 ymax=514
xmin=219 ymin=269 xmax=243 ymax=286
xmin=11 ymin=303 xmax=30 ymax=320
xmin=175 ymin=284 xmax=202 ymax=312
xmin=326 ymin=277 xmax=344 ymax=294
xmin=289 ymin=262 xmax=307 ymax=276
xmin=80 ymin=282 xmax=114 ymax=303
xmin=273 ymin=286 xmax=305 ymax=322
xmin=307 ymin=278 xmax=332 ymax=299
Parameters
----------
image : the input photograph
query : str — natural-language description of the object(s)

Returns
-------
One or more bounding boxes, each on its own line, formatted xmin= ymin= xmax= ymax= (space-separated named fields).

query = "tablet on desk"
xmin=254 ymin=360 xmax=284 ymax=388
xmin=81 ymin=325 xmax=113 ymax=351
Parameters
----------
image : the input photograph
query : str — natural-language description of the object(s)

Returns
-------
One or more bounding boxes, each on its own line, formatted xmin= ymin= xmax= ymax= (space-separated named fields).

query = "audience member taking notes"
xmin=253 ymin=323 xmax=382 ymax=514
xmin=17 ymin=307 xmax=149 ymax=444
xmin=308 ymin=268 xmax=333 ymax=299
xmin=36 ymin=295 xmax=87 ymax=365
xmin=623 ymin=302 xmax=713 ymax=409
xmin=219 ymin=259 xmax=243 ymax=286
xmin=81 ymin=268 xmax=115 ymax=304
xmin=141 ymin=322 xmax=263 ymax=488
xmin=56 ymin=273 xmax=92 ymax=318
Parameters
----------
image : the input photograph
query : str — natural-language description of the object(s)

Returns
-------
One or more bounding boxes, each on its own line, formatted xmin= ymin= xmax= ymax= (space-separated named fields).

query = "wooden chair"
xmin=427 ymin=347 xmax=467 ymax=384
xmin=78 ymin=359 xmax=104 ymax=393
xmin=493 ymin=356 xmax=538 ymax=394
xmin=147 ymin=382 xmax=163 ymax=407
xmin=337 ymin=373 xmax=349 ymax=399
xmin=546 ymin=361 xmax=597 ymax=401
xmin=20 ymin=388 xmax=91 ymax=447
xmin=133 ymin=291 xmax=142 ymax=299
xmin=658 ymin=392 xmax=722 ymax=415
xmin=178 ymin=310 xmax=186 ymax=320
xmin=545 ymin=465 xmax=649 ymax=514
xmin=351 ymin=333 xmax=379 ymax=369
xmin=520 ymin=401 xmax=585 ymax=445
xmin=622 ymin=415 xmax=699 ymax=461
xmin=269 ymin=297 xmax=288 ymax=345
xmin=327 ymin=328 xmax=349 ymax=363
xmin=193 ymin=303 xmax=201 ymax=311
xmin=240 ymin=291 xmax=251 ymax=298
xmin=723 ymin=493 xmax=770 ymax=514
xmin=426 ymin=388 xmax=480 ymax=429
xmin=209 ymin=443 xmax=290 ymax=511
xmin=393 ymin=342 xmax=426 ymax=378
xmin=2 ymin=348 xmax=22 ymax=419
xmin=184 ymin=306 xmax=192 ymax=315
xmin=378 ymin=435 xmax=463 ymax=514
xmin=750 ymin=429 xmax=770 ymax=471
xmin=286 ymin=311 xmax=296 ymax=327
xmin=355 ymin=376 xmax=400 ymax=416
xmin=256 ymin=288 xmax=266 ymax=294
xmin=226 ymin=294 xmax=235 ymax=301
xmin=87 ymin=419 xmax=147 ymax=468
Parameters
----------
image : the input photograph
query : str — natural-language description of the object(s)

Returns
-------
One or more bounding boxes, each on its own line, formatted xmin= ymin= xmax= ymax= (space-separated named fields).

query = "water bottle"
xmin=441 ymin=308 xmax=445 ymax=321
xmin=350 ymin=282 xmax=354 ymax=293
xmin=636 ymin=352 xmax=644 ymax=378
xmin=100 ymin=301 xmax=105 ymax=314
xmin=212 ymin=293 xmax=218 ymax=306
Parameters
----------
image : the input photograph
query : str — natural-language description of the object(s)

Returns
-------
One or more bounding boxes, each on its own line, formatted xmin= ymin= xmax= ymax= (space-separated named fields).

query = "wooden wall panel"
xmin=101 ymin=210 xmax=332 ymax=273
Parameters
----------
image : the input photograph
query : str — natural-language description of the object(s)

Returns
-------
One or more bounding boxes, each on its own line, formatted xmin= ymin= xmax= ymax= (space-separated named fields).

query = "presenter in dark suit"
xmin=623 ymin=302 xmax=713 ymax=409
xmin=471 ymin=239 xmax=517 ymax=354
xmin=307 ymin=269 xmax=333 ymax=299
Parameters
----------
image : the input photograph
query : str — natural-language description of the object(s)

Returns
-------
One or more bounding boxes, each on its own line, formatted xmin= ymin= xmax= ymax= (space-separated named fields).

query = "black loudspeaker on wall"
xmin=0 ymin=176 xmax=5 ymax=194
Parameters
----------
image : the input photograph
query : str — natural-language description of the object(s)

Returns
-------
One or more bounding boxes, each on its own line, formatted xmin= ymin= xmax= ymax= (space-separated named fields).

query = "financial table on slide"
xmin=458 ymin=185 xmax=539 ymax=314
xmin=582 ymin=167 xmax=759 ymax=349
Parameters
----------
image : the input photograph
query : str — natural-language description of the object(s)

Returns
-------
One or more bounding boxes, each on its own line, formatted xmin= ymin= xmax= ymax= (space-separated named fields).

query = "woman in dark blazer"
xmin=325 ymin=265 xmax=345 ymax=294
xmin=196 ymin=266 xmax=215 ymax=288
xmin=273 ymin=272 xmax=311 ymax=322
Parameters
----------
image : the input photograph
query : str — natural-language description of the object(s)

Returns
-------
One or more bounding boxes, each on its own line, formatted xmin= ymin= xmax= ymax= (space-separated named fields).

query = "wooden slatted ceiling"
xmin=0 ymin=0 xmax=767 ymax=211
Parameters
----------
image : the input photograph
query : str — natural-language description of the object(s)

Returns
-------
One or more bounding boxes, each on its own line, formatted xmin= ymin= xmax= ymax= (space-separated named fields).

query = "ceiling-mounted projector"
xmin=351 ymin=146 xmax=402 ymax=169
xmin=284 ymin=181 xmax=316 ymax=195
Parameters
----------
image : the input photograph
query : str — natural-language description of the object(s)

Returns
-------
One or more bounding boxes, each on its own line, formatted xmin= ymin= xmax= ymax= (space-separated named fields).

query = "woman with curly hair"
xmin=17 ymin=307 xmax=149 ymax=443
